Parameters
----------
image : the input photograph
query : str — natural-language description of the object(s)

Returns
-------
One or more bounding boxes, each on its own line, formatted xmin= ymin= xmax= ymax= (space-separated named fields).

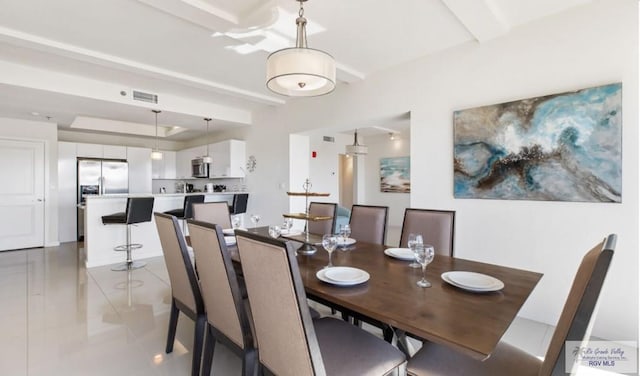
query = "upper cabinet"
xmin=152 ymin=150 xmax=176 ymax=179
xmin=175 ymin=145 xmax=206 ymax=179
xmin=210 ymin=140 xmax=246 ymax=178
xmin=77 ymin=143 xmax=126 ymax=159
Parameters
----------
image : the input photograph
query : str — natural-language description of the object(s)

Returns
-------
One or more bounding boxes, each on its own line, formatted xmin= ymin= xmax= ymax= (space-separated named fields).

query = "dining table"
xmin=229 ymin=226 xmax=543 ymax=361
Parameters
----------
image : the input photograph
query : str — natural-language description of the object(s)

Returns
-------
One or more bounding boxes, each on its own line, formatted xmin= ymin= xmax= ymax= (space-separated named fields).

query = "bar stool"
xmin=101 ymin=197 xmax=155 ymax=271
xmin=229 ymin=193 xmax=248 ymax=215
xmin=165 ymin=195 xmax=205 ymax=221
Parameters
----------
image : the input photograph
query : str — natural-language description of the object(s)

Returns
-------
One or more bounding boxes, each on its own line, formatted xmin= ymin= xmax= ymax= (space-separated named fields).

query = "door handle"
xmin=37 ymin=198 xmax=43 ymax=202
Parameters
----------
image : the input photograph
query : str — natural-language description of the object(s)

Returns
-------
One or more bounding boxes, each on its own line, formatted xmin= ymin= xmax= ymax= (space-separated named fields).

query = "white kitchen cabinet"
xmin=209 ymin=140 xmax=246 ymax=178
xmin=176 ymin=145 xmax=206 ymax=179
xmin=127 ymin=147 xmax=152 ymax=193
xmin=76 ymin=143 xmax=127 ymax=159
xmin=58 ymin=141 xmax=78 ymax=242
xmin=103 ymin=145 xmax=127 ymax=159
xmin=152 ymin=150 xmax=176 ymax=179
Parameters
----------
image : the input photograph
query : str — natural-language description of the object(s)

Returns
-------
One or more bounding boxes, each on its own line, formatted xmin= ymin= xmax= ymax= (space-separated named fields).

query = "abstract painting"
xmin=454 ymin=83 xmax=622 ymax=202
xmin=380 ymin=156 xmax=410 ymax=193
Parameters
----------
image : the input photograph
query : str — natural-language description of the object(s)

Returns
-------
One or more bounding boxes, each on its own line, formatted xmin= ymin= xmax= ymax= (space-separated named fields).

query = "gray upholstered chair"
xmin=187 ymin=220 xmax=257 ymax=376
xmin=407 ymin=234 xmax=616 ymax=376
xmin=235 ymin=230 xmax=406 ymax=376
xmin=349 ymin=204 xmax=388 ymax=244
xmin=307 ymin=202 xmax=337 ymax=235
xmin=399 ymin=209 xmax=455 ymax=256
xmin=192 ymin=201 xmax=233 ymax=229
xmin=154 ymin=212 xmax=206 ymax=376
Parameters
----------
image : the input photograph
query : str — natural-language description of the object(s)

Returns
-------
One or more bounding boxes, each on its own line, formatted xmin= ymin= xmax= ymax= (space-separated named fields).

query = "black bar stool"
xmin=229 ymin=193 xmax=248 ymax=215
xmin=165 ymin=194 xmax=205 ymax=220
xmin=102 ymin=197 xmax=155 ymax=271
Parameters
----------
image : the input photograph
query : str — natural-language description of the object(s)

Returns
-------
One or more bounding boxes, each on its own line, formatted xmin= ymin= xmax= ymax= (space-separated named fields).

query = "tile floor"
xmin=0 ymin=242 xmax=627 ymax=375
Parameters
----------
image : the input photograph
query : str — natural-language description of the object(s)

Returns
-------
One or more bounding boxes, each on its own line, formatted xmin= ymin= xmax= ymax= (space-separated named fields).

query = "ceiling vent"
xmin=323 ymin=136 xmax=335 ymax=142
xmin=132 ymin=90 xmax=158 ymax=104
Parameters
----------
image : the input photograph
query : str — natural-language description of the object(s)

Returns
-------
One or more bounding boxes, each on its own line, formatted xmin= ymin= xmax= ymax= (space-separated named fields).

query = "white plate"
xmin=441 ymin=271 xmax=504 ymax=292
xmin=224 ymin=236 xmax=237 ymax=246
xmin=384 ymin=247 xmax=415 ymax=261
xmin=316 ymin=267 xmax=369 ymax=286
xmin=336 ymin=237 xmax=356 ymax=246
xmin=223 ymin=228 xmax=247 ymax=235
xmin=325 ymin=267 xmax=366 ymax=283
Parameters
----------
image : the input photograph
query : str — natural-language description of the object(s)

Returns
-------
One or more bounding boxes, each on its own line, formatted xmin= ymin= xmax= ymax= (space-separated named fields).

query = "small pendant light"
xmin=201 ymin=118 xmax=213 ymax=164
xmin=150 ymin=110 xmax=163 ymax=160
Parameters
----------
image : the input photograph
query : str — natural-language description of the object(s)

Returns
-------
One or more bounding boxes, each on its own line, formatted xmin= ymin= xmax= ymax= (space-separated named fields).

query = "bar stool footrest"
xmin=114 ymin=243 xmax=143 ymax=252
xmin=111 ymin=261 xmax=146 ymax=271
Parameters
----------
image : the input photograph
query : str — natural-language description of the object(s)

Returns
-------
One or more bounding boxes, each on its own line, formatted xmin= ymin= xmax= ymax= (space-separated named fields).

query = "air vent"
xmin=323 ymin=136 xmax=335 ymax=142
xmin=132 ymin=90 xmax=158 ymax=104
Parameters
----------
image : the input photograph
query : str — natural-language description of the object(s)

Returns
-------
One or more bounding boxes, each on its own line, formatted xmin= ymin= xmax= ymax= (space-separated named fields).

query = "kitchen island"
xmin=83 ymin=192 xmax=246 ymax=268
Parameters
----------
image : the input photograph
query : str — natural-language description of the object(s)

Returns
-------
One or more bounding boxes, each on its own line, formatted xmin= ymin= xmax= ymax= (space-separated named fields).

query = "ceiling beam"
xmin=441 ymin=0 xmax=510 ymax=43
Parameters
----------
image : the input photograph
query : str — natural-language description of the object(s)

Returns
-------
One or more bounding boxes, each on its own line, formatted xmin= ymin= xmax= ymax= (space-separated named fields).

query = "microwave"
xmin=191 ymin=158 xmax=210 ymax=178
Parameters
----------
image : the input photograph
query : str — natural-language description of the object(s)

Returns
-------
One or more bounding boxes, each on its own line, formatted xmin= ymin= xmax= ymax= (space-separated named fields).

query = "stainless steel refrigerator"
xmin=77 ymin=158 xmax=129 ymax=240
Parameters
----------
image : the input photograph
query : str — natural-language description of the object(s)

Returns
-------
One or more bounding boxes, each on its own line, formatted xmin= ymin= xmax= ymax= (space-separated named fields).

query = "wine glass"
xmin=415 ymin=244 xmax=435 ymax=288
xmin=250 ymin=214 xmax=261 ymax=232
xmin=339 ymin=224 xmax=351 ymax=250
xmin=282 ymin=218 xmax=293 ymax=234
xmin=232 ymin=215 xmax=241 ymax=229
xmin=407 ymin=233 xmax=423 ymax=268
xmin=322 ymin=234 xmax=338 ymax=269
xmin=268 ymin=225 xmax=281 ymax=239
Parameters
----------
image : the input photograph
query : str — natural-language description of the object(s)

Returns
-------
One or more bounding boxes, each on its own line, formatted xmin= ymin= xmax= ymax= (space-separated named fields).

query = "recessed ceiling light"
xmin=31 ymin=111 xmax=40 ymax=116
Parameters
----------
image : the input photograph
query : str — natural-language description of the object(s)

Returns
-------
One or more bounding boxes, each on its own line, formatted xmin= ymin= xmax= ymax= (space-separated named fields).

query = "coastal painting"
xmin=380 ymin=156 xmax=410 ymax=193
xmin=453 ymin=83 xmax=622 ymax=203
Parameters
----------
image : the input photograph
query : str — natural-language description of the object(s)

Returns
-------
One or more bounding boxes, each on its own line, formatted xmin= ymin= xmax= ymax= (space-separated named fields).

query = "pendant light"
xmin=345 ymin=129 xmax=368 ymax=156
xmin=150 ymin=110 xmax=163 ymax=160
xmin=266 ymin=0 xmax=335 ymax=97
xmin=201 ymin=118 xmax=213 ymax=164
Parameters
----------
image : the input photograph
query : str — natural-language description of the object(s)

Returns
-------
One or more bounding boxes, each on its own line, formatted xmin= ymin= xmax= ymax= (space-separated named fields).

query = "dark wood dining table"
xmin=232 ymin=227 xmax=543 ymax=361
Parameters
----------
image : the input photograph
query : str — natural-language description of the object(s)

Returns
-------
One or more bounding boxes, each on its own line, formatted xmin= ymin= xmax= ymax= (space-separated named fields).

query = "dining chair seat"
xmin=407 ymin=234 xmax=616 ymax=376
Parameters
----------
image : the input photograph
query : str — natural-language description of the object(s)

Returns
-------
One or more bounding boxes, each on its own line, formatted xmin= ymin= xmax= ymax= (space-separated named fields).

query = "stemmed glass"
xmin=322 ymin=234 xmax=338 ymax=269
xmin=415 ymin=244 xmax=435 ymax=288
xmin=250 ymin=214 xmax=261 ymax=232
xmin=339 ymin=224 xmax=351 ymax=250
xmin=232 ymin=215 xmax=241 ymax=229
xmin=282 ymin=218 xmax=293 ymax=234
xmin=268 ymin=225 xmax=281 ymax=239
xmin=407 ymin=233 xmax=423 ymax=268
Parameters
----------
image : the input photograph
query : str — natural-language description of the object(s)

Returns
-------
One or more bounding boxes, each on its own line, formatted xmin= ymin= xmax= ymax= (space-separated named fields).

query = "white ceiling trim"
xmin=71 ymin=116 xmax=187 ymax=138
xmin=441 ymin=0 xmax=510 ymax=43
xmin=0 ymin=26 xmax=285 ymax=106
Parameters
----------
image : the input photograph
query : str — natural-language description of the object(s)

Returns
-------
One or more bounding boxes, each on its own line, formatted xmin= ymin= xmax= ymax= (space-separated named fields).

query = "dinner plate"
xmin=316 ymin=267 xmax=369 ymax=286
xmin=384 ymin=247 xmax=415 ymax=261
xmin=223 ymin=228 xmax=247 ymax=235
xmin=336 ymin=237 xmax=357 ymax=246
xmin=441 ymin=271 xmax=504 ymax=292
xmin=224 ymin=236 xmax=237 ymax=246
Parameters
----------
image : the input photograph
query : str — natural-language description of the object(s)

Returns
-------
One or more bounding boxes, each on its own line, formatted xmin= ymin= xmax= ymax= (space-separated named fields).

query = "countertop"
xmin=84 ymin=192 xmax=248 ymax=200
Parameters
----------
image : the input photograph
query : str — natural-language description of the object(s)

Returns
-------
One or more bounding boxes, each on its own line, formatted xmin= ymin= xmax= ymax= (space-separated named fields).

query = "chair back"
xmin=231 ymin=193 xmax=249 ymax=214
xmin=349 ymin=205 xmax=388 ymax=244
xmin=154 ymin=212 xmax=204 ymax=315
xmin=192 ymin=201 xmax=232 ymax=228
xmin=126 ymin=197 xmax=155 ymax=224
xmin=236 ymin=231 xmax=325 ymax=376
xmin=539 ymin=234 xmax=616 ymax=376
xmin=183 ymin=195 xmax=205 ymax=219
xmin=308 ymin=202 xmax=337 ymax=236
xmin=187 ymin=220 xmax=251 ymax=350
xmin=399 ymin=209 xmax=455 ymax=256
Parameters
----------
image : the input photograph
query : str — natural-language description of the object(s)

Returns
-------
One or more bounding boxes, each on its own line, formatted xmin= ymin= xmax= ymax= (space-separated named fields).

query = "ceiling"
xmin=0 ymin=0 xmax=592 ymax=141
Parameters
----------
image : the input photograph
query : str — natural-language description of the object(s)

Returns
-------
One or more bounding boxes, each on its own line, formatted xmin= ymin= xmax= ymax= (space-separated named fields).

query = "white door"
xmin=0 ymin=139 xmax=45 ymax=251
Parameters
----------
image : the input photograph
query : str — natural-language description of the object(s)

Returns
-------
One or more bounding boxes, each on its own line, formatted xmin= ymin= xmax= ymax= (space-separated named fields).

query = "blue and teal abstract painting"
xmin=380 ymin=156 xmax=410 ymax=193
xmin=453 ymin=83 xmax=622 ymax=202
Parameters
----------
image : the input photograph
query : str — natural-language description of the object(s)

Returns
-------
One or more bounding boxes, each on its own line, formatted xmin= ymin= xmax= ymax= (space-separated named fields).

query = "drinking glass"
xmin=415 ymin=244 xmax=435 ymax=288
xmin=339 ymin=224 xmax=351 ymax=250
xmin=322 ymin=234 xmax=338 ymax=269
xmin=250 ymin=214 xmax=261 ymax=232
xmin=232 ymin=215 xmax=241 ymax=229
xmin=407 ymin=233 xmax=423 ymax=268
xmin=268 ymin=225 xmax=281 ymax=239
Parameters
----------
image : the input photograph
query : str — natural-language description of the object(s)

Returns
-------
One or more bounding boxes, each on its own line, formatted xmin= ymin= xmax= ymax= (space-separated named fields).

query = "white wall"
xmin=0 ymin=117 xmax=59 ymax=247
xmin=255 ymin=0 xmax=637 ymax=341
